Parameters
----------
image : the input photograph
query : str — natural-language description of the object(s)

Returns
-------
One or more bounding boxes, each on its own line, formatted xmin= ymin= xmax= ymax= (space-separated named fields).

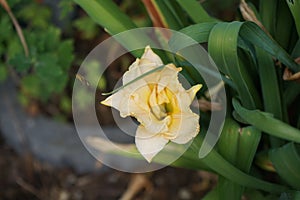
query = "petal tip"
xmin=141 ymin=45 xmax=163 ymax=65
xmin=100 ymin=97 xmax=112 ymax=107
xmin=138 ymin=148 xmax=158 ymax=163
xmin=189 ymin=84 xmax=202 ymax=97
xmin=195 ymin=84 xmax=203 ymax=91
xmin=144 ymin=154 xmax=154 ymax=163
xmin=135 ymin=126 xmax=168 ymax=163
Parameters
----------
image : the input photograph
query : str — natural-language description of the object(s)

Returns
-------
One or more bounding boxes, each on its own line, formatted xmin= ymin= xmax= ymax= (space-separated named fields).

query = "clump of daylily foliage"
xmin=75 ymin=0 xmax=300 ymax=199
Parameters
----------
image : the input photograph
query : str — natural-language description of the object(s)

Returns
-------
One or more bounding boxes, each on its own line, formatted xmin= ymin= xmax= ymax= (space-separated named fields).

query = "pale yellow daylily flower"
xmin=101 ymin=46 xmax=202 ymax=162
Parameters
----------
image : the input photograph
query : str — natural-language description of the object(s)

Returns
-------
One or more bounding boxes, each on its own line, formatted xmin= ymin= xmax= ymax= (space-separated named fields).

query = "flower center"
xmin=149 ymin=84 xmax=175 ymax=121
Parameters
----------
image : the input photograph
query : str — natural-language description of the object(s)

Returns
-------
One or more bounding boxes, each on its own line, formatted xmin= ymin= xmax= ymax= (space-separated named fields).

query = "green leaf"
xmin=285 ymin=39 xmax=300 ymax=106
xmin=73 ymin=16 xmax=100 ymax=39
xmin=239 ymin=22 xmax=300 ymax=73
xmin=0 ymin=16 xmax=14 ymax=42
xmin=286 ymin=0 xmax=300 ymax=37
xmin=208 ymin=22 xmax=262 ymax=110
xmin=35 ymin=52 xmax=68 ymax=97
xmin=201 ymin=152 xmax=287 ymax=193
xmin=7 ymin=36 xmax=23 ymax=58
xmin=256 ymin=47 xmax=285 ymax=147
xmin=58 ymin=0 xmax=75 ymax=19
xmin=39 ymin=57 xmax=68 ymax=93
xmin=5 ymin=0 xmax=22 ymax=8
xmin=89 ymin=130 xmax=288 ymax=193
xmin=73 ymin=0 xmax=136 ymax=34
xmin=194 ymin=135 xmax=288 ymax=193
xmin=217 ymin=119 xmax=244 ymax=200
xmin=274 ymin=0 xmax=294 ymax=50
xmin=21 ymin=75 xmax=43 ymax=99
xmin=259 ymin=0 xmax=277 ymax=36
xmin=51 ymin=75 xmax=69 ymax=94
xmin=73 ymin=0 xmax=154 ymax=57
xmin=17 ymin=3 xmax=51 ymax=29
xmin=218 ymin=118 xmax=240 ymax=165
xmin=202 ymin=188 xmax=219 ymax=200
xmin=163 ymin=0 xmax=189 ymax=27
xmin=232 ymin=98 xmax=300 ymax=143
xmin=217 ymin=178 xmax=243 ymax=200
xmin=284 ymin=81 xmax=300 ymax=106
xmin=59 ymin=95 xmax=72 ymax=113
xmin=169 ymin=22 xmax=235 ymax=89
xmin=21 ymin=62 xmax=67 ymax=101
xmin=9 ymin=53 xmax=31 ymax=73
xmin=36 ymin=53 xmax=62 ymax=79
xmin=244 ymin=189 xmax=278 ymax=200
xmin=270 ymin=143 xmax=300 ymax=190
xmin=25 ymin=27 xmax=61 ymax=53
xmin=236 ymin=126 xmax=261 ymax=172
xmin=256 ymin=47 xmax=283 ymax=120
xmin=82 ymin=60 xmax=106 ymax=89
xmin=74 ymin=87 xmax=94 ymax=110
xmin=291 ymin=39 xmax=300 ymax=58
xmin=150 ymin=0 xmax=185 ymax=30
xmin=0 ymin=64 xmax=8 ymax=82
xmin=217 ymin=119 xmax=261 ymax=199
xmin=57 ymin=40 xmax=74 ymax=71
xmin=169 ymin=22 xmax=218 ymax=52
xmin=43 ymin=27 xmax=61 ymax=51
xmin=176 ymin=0 xmax=217 ymax=23
xmin=280 ymin=191 xmax=300 ymax=200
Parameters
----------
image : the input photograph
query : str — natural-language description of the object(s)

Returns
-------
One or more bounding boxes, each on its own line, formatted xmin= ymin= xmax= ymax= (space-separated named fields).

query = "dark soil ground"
xmin=0 ymin=133 xmax=217 ymax=200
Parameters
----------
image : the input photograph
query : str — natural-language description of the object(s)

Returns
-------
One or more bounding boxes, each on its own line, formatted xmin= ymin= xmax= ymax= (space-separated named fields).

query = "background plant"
xmin=0 ymin=0 xmax=123 ymax=121
xmin=74 ymin=0 xmax=300 ymax=199
xmin=0 ymin=0 xmax=75 ymax=120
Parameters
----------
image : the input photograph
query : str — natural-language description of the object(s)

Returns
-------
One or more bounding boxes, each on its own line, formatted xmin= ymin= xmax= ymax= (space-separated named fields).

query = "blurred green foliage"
xmin=74 ymin=60 xmax=106 ymax=110
xmin=0 ymin=0 xmax=74 ymax=107
xmin=73 ymin=16 xmax=100 ymax=39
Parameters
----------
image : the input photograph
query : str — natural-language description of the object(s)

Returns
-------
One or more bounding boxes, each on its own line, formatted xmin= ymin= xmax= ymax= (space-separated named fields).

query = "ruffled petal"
xmin=123 ymin=46 xmax=163 ymax=85
xmin=122 ymin=59 xmax=150 ymax=84
xmin=141 ymin=45 xmax=163 ymax=66
xmin=136 ymin=112 xmax=171 ymax=135
xmin=101 ymin=85 xmax=151 ymax=118
xmin=135 ymin=125 xmax=169 ymax=162
xmin=156 ymin=64 xmax=182 ymax=93
xmin=174 ymin=84 xmax=202 ymax=112
xmin=168 ymin=111 xmax=200 ymax=144
xmin=187 ymin=84 xmax=202 ymax=103
xmin=101 ymin=90 xmax=128 ymax=116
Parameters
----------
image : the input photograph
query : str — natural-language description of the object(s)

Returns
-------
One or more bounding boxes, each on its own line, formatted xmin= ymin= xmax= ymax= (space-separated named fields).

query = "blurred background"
xmin=0 ymin=0 xmax=241 ymax=199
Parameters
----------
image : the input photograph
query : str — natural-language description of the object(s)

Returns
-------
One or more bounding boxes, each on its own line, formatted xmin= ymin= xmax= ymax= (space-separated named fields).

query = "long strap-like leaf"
xmin=239 ymin=22 xmax=300 ymax=72
xmin=73 ymin=0 xmax=153 ymax=57
xmin=270 ymin=142 xmax=300 ymax=190
xmin=233 ymin=98 xmax=300 ymax=143
xmin=176 ymin=0 xmax=217 ymax=23
xmin=208 ymin=22 xmax=262 ymax=110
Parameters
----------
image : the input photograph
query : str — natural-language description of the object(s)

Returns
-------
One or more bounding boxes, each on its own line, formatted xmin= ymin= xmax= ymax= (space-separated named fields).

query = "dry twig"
xmin=120 ymin=174 xmax=152 ymax=200
xmin=141 ymin=0 xmax=171 ymax=39
xmin=283 ymin=57 xmax=300 ymax=82
xmin=16 ymin=178 xmax=42 ymax=200
xmin=239 ymin=0 xmax=267 ymax=33
xmin=0 ymin=0 xmax=29 ymax=57
xmin=196 ymin=98 xmax=223 ymax=112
